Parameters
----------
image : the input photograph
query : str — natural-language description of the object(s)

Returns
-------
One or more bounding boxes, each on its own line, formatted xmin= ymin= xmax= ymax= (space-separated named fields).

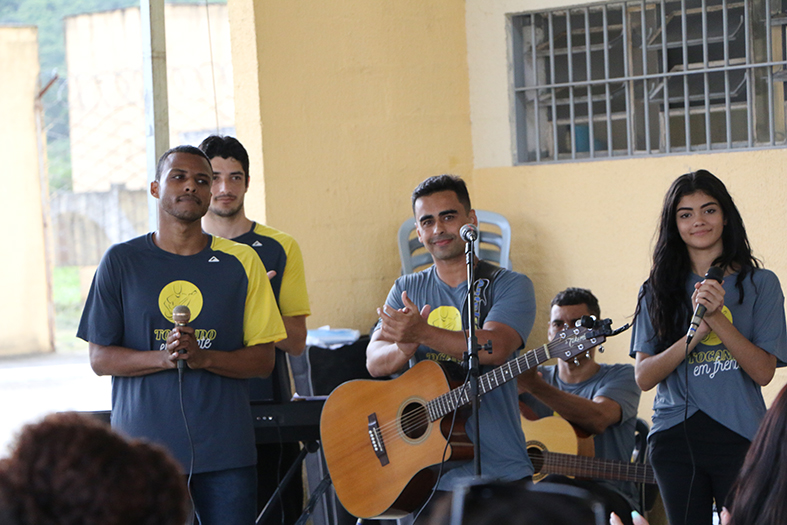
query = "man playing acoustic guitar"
xmin=367 ymin=175 xmax=537 ymax=501
xmin=518 ymin=287 xmax=641 ymax=525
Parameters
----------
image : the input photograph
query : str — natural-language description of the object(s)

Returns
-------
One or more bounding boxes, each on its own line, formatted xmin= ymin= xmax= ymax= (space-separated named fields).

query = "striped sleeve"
xmin=254 ymin=224 xmax=311 ymax=317
xmin=213 ymin=237 xmax=287 ymax=346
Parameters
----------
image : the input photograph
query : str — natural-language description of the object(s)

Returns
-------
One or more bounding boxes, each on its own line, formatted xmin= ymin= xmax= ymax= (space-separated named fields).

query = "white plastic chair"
xmin=397 ymin=210 xmax=512 ymax=274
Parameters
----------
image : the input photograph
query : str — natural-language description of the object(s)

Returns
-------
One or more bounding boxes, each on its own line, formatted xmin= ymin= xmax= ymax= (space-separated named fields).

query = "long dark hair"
xmin=637 ymin=170 xmax=760 ymax=346
xmin=726 ymin=384 xmax=787 ymax=524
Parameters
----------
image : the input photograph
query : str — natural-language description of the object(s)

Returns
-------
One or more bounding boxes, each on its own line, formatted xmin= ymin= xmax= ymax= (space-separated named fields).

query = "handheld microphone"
xmin=460 ymin=223 xmax=479 ymax=242
xmin=686 ymin=266 xmax=724 ymax=344
xmin=172 ymin=305 xmax=191 ymax=371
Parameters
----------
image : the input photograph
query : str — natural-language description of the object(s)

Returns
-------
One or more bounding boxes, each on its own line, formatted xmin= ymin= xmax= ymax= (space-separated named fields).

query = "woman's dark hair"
xmin=637 ymin=170 xmax=759 ymax=346
xmin=726 ymin=384 xmax=787 ymax=525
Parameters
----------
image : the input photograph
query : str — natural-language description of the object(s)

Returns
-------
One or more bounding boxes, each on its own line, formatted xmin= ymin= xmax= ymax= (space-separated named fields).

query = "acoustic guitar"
xmin=319 ymin=318 xmax=628 ymax=518
xmin=522 ymin=416 xmax=656 ymax=484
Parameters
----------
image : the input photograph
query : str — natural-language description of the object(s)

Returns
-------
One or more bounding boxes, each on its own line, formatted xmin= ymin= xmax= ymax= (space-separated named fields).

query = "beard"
xmin=162 ymin=196 xmax=208 ymax=222
xmin=209 ymin=199 xmax=244 ymax=218
xmin=428 ymin=236 xmax=464 ymax=261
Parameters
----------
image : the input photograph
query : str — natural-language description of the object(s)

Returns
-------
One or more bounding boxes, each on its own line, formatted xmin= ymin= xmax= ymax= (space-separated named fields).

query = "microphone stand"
xmin=464 ymin=238 xmax=482 ymax=477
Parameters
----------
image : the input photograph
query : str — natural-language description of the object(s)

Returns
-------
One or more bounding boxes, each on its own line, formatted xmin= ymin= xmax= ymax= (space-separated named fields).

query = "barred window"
xmin=511 ymin=0 xmax=787 ymax=163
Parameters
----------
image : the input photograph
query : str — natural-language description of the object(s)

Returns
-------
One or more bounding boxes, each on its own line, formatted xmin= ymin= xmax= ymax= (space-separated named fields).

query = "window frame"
xmin=511 ymin=0 xmax=787 ymax=164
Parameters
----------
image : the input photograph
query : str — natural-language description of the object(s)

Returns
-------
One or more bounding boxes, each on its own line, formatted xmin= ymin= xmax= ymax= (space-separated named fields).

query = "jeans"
xmin=189 ymin=465 xmax=257 ymax=525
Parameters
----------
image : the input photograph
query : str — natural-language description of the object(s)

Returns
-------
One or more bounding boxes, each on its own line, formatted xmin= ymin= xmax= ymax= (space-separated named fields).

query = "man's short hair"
xmin=551 ymin=287 xmax=601 ymax=318
xmin=411 ymin=174 xmax=472 ymax=213
xmin=154 ymin=145 xmax=212 ymax=181
xmin=197 ymin=135 xmax=250 ymax=184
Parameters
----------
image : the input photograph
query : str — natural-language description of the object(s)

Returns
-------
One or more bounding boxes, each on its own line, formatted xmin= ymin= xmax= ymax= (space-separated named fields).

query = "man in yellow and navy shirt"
xmin=199 ymin=135 xmax=310 ymax=524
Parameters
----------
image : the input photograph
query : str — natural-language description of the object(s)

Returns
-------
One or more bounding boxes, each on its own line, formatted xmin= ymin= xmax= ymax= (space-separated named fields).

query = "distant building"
xmin=59 ymin=3 xmax=234 ymax=267
xmin=0 ymin=26 xmax=53 ymax=356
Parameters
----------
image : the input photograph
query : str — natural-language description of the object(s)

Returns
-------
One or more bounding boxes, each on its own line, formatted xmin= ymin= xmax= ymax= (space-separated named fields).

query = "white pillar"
xmin=141 ymin=0 xmax=169 ymax=231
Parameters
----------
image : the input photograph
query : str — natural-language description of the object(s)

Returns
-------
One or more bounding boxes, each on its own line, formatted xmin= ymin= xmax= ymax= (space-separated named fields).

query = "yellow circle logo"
xmin=158 ymin=280 xmax=203 ymax=323
xmin=701 ymin=305 xmax=733 ymax=347
xmin=428 ymin=306 xmax=462 ymax=331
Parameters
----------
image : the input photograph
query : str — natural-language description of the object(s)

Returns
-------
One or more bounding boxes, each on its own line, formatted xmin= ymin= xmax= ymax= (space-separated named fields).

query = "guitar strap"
xmin=461 ymin=260 xmax=503 ymax=331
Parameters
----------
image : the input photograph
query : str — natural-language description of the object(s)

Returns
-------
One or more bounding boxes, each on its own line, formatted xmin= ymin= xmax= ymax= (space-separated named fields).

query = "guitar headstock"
xmin=548 ymin=317 xmax=630 ymax=363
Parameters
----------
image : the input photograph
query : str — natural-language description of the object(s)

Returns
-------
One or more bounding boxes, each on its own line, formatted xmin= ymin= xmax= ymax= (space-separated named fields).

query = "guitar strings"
xmin=375 ymin=407 xmax=430 ymax=441
xmin=372 ymin=338 xmax=569 ymax=443
xmin=542 ymin=452 xmax=653 ymax=483
xmin=366 ymin=335 xmax=585 ymax=448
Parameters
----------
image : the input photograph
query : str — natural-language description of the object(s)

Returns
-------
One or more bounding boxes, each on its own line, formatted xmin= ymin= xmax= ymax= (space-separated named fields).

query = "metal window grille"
xmin=512 ymin=0 xmax=787 ymax=163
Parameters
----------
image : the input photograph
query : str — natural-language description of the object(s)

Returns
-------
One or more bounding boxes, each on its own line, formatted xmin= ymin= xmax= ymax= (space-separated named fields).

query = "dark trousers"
xmin=648 ymin=411 xmax=750 ymax=525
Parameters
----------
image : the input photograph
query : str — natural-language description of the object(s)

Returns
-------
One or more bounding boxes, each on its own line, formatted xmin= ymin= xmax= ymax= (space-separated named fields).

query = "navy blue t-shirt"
xmin=77 ymin=233 xmax=285 ymax=472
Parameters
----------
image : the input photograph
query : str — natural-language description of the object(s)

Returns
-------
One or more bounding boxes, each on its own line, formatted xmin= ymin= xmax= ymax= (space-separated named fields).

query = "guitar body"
xmin=521 ymin=416 xmax=595 ymax=481
xmin=521 ymin=416 xmax=656 ymax=484
xmin=320 ymin=360 xmax=472 ymax=518
xmin=319 ymin=319 xmax=626 ymax=517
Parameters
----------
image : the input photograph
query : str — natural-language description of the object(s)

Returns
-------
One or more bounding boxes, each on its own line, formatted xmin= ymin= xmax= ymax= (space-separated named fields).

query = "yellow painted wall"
xmin=230 ymin=0 xmax=474 ymax=330
xmin=0 ymin=26 xmax=53 ymax=356
xmin=463 ymin=0 xmax=787 ymax=415
xmin=229 ymin=0 xmax=787 ymax=422
xmin=227 ymin=0 xmax=266 ymax=221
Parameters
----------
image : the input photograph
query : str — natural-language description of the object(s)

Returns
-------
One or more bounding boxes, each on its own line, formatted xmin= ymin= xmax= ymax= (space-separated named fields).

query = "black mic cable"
xmin=172 ymin=305 xmax=200 ymax=523
xmin=682 ymin=266 xmax=723 ymax=524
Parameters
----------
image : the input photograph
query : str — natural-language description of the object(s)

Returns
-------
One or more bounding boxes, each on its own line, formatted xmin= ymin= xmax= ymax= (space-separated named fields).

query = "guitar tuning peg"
xmin=598 ymin=345 xmax=605 ymax=353
xmin=573 ymin=358 xmax=580 ymax=367
xmin=585 ymin=351 xmax=591 ymax=360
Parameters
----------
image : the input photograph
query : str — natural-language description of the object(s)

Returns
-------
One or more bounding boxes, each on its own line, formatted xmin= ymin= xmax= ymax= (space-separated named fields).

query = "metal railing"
xmin=512 ymin=0 xmax=787 ymax=163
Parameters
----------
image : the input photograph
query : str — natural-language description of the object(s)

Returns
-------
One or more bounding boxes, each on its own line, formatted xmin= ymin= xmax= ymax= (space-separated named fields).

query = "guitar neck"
xmin=537 ymin=451 xmax=656 ymax=484
xmin=426 ymin=344 xmax=554 ymax=421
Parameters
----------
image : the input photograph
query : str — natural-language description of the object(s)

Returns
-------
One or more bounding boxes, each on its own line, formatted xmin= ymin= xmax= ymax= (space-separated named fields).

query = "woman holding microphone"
xmin=629 ymin=170 xmax=787 ymax=525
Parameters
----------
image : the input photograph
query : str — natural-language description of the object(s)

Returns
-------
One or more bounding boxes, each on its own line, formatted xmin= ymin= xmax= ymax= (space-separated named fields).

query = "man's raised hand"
xmin=377 ymin=291 xmax=431 ymax=346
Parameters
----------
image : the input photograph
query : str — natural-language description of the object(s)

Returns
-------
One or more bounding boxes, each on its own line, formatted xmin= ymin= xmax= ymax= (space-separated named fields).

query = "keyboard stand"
xmin=256 ymin=440 xmax=321 ymax=525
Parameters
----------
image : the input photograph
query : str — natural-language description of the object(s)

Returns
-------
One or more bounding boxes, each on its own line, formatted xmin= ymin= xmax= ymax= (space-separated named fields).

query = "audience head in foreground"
xmin=725 ymin=382 xmax=787 ymax=525
xmin=426 ymin=480 xmax=605 ymax=525
xmin=0 ymin=412 xmax=188 ymax=525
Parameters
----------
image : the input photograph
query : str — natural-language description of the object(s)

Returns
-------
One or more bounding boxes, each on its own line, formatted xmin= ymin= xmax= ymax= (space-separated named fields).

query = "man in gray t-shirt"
xmin=367 ymin=175 xmax=535 ymax=495
xmin=518 ymin=288 xmax=641 ymax=525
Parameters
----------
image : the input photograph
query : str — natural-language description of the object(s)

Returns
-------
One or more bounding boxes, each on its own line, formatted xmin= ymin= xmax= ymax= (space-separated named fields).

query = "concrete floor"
xmin=0 ymin=351 xmax=111 ymax=455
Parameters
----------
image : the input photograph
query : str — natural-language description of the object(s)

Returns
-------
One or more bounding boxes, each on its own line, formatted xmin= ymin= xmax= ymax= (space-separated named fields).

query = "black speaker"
xmin=306 ymin=335 xmax=373 ymax=395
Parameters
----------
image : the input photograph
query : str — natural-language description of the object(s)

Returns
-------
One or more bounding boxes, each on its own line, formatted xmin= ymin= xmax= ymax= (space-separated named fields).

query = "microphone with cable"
xmin=172 ymin=305 xmax=191 ymax=372
xmin=460 ymin=223 xmax=479 ymax=242
xmin=686 ymin=266 xmax=724 ymax=344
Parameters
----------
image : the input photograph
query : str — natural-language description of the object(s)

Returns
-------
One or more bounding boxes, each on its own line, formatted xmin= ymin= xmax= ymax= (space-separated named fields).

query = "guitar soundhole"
xmin=527 ymin=446 xmax=545 ymax=473
xmin=401 ymin=402 xmax=429 ymax=440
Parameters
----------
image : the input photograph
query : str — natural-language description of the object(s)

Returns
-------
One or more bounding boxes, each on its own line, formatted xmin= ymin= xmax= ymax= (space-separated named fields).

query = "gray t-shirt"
xmin=630 ymin=269 xmax=787 ymax=440
xmin=380 ymin=264 xmax=537 ymax=488
xmin=522 ymin=363 xmax=641 ymax=510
